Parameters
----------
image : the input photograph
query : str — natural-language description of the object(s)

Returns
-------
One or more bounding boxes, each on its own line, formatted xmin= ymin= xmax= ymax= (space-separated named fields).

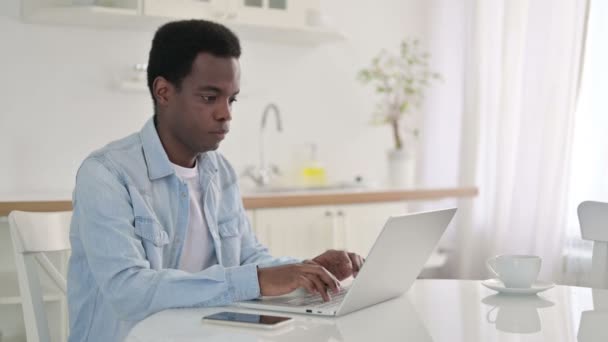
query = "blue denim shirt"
xmin=67 ymin=118 xmax=297 ymax=341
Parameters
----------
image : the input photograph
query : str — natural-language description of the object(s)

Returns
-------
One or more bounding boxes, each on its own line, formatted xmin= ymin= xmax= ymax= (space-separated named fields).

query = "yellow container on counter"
xmin=300 ymin=144 xmax=327 ymax=187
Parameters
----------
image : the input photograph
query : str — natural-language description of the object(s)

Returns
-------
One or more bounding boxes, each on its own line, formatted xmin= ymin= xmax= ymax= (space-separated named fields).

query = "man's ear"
xmin=152 ymin=76 xmax=174 ymax=108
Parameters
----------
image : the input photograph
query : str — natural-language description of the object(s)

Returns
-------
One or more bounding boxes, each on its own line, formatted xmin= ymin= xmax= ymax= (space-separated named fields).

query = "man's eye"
xmin=201 ymin=95 xmax=216 ymax=102
xmin=229 ymin=97 xmax=238 ymax=105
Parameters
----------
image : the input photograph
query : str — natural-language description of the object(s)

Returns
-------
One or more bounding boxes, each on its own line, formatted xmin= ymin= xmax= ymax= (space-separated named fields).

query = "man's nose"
xmin=215 ymin=100 xmax=232 ymax=121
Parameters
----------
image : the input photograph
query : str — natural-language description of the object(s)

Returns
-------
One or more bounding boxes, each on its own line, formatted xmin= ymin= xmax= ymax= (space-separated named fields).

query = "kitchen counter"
xmin=0 ymin=186 xmax=478 ymax=215
xmin=241 ymin=186 xmax=478 ymax=209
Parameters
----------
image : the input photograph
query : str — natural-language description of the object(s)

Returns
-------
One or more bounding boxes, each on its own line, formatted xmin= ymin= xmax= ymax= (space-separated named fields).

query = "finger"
xmin=302 ymin=259 xmax=318 ymax=266
xmin=306 ymin=274 xmax=331 ymax=302
xmin=338 ymin=254 xmax=354 ymax=280
xmin=298 ymin=275 xmax=317 ymax=295
xmin=349 ymin=253 xmax=364 ymax=276
xmin=311 ymin=266 xmax=340 ymax=292
xmin=313 ymin=253 xmax=351 ymax=281
xmin=326 ymin=253 xmax=352 ymax=281
xmin=304 ymin=264 xmax=340 ymax=293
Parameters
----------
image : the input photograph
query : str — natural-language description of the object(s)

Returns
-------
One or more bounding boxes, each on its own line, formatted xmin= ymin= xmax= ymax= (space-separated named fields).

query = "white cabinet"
xmin=144 ymin=0 xmax=314 ymax=27
xmin=21 ymin=0 xmax=343 ymax=44
xmin=21 ymin=0 xmax=147 ymax=29
xmin=338 ymin=202 xmax=409 ymax=257
xmin=143 ymin=0 xmax=222 ymax=20
xmin=231 ymin=0 xmax=315 ymax=29
xmin=249 ymin=202 xmax=449 ymax=272
xmin=251 ymin=202 xmax=410 ymax=259
xmin=252 ymin=206 xmax=335 ymax=260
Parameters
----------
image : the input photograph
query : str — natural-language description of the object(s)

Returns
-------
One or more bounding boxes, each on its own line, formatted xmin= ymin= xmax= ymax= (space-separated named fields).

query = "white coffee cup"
xmin=486 ymin=255 xmax=541 ymax=288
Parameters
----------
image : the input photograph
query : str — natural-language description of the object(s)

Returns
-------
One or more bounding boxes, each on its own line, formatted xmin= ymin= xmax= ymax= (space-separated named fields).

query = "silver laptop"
xmin=236 ymin=208 xmax=457 ymax=317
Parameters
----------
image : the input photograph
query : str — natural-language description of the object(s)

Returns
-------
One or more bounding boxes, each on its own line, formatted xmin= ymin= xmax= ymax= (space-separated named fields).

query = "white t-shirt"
xmin=172 ymin=161 xmax=217 ymax=273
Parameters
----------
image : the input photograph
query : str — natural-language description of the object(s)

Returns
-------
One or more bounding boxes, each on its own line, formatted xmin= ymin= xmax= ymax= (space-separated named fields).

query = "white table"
xmin=126 ymin=279 xmax=608 ymax=342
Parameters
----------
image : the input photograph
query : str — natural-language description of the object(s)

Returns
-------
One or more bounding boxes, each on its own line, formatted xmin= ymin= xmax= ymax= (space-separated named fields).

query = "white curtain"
xmin=455 ymin=0 xmax=589 ymax=281
xmin=562 ymin=0 xmax=608 ymax=286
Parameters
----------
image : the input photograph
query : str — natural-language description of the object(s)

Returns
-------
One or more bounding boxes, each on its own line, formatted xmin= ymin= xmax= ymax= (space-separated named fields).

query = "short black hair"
xmin=147 ymin=19 xmax=241 ymax=109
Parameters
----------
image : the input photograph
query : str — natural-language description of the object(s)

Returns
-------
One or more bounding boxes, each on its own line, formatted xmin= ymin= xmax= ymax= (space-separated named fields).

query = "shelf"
xmin=0 ymin=272 xmax=62 ymax=306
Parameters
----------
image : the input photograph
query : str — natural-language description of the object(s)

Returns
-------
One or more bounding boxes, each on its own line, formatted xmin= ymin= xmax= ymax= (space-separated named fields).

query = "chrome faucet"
xmin=243 ymin=103 xmax=282 ymax=187
xmin=261 ymin=103 xmax=283 ymax=131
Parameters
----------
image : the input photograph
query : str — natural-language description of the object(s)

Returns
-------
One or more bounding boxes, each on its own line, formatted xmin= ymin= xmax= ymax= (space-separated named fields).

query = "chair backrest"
xmin=578 ymin=201 xmax=608 ymax=289
xmin=8 ymin=210 xmax=72 ymax=342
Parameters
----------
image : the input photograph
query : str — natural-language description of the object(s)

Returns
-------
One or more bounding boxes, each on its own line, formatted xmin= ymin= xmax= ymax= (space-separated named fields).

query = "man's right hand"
xmin=257 ymin=263 xmax=341 ymax=302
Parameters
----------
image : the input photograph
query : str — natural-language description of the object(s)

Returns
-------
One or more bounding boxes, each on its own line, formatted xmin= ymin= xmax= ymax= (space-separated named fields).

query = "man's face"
xmin=163 ymin=53 xmax=240 ymax=154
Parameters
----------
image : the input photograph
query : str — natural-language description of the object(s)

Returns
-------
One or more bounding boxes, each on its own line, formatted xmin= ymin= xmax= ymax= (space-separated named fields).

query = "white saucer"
xmin=482 ymin=278 xmax=555 ymax=295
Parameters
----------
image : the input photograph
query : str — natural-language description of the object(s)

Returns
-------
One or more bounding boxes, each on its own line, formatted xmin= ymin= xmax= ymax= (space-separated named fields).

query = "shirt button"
xmin=181 ymin=192 xmax=187 ymax=198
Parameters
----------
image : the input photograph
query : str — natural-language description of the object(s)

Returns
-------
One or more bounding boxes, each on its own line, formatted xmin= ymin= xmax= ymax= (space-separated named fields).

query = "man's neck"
xmin=154 ymin=116 xmax=198 ymax=168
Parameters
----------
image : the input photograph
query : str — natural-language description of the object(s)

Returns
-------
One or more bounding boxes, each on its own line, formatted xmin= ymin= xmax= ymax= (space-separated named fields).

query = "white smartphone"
xmin=202 ymin=311 xmax=294 ymax=330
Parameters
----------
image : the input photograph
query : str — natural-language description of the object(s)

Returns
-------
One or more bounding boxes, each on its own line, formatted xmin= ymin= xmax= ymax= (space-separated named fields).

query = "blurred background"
xmin=0 ymin=0 xmax=606 ymax=340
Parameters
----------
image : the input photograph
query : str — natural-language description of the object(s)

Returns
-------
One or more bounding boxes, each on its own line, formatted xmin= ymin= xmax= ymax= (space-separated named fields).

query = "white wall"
xmin=0 ymin=0 xmax=463 ymax=197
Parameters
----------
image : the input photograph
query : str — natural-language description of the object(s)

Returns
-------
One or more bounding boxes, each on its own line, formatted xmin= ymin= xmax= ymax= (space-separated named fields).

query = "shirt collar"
xmin=140 ymin=117 xmax=219 ymax=180
xmin=140 ymin=117 xmax=175 ymax=180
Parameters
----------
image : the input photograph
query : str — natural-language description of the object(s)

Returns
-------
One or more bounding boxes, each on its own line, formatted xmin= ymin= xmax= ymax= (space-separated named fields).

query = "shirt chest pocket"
xmin=134 ymin=217 xmax=170 ymax=269
xmin=217 ymin=215 xmax=242 ymax=266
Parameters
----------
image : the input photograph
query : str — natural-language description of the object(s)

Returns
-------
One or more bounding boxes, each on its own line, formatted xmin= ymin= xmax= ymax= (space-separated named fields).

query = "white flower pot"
xmin=387 ymin=149 xmax=415 ymax=188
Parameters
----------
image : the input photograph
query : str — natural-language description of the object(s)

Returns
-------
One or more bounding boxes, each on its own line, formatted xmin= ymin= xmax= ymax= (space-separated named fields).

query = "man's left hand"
xmin=306 ymin=249 xmax=365 ymax=281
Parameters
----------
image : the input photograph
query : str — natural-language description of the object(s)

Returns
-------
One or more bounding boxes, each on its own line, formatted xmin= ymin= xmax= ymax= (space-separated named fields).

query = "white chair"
xmin=578 ymin=201 xmax=608 ymax=289
xmin=8 ymin=211 xmax=72 ymax=342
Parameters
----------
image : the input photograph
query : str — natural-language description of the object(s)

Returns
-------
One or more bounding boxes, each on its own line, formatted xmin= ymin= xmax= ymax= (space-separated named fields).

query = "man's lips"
xmin=210 ymin=130 xmax=228 ymax=138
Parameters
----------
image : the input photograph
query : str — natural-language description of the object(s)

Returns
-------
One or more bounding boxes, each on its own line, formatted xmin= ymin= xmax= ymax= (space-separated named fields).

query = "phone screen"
xmin=203 ymin=311 xmax=292 ymax=326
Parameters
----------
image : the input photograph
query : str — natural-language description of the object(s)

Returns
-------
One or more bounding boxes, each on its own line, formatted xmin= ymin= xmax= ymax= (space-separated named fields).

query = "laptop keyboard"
xmin=283 ymin=286 xmax=349 ymax=308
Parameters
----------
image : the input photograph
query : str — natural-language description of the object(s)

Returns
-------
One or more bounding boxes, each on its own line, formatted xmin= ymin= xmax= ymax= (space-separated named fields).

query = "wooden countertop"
xmin=0 ymin=186 xmax=478 ymax=216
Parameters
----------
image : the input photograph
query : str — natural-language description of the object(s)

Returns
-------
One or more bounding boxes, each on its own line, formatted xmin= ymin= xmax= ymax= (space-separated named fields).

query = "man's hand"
xmin=308 ymin=249 xmax=365 ymax=281
xmin=257 ymin=263 xmax=341 ymax=302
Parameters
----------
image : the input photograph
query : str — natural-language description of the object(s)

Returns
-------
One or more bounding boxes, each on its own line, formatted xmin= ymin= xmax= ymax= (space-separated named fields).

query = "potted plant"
xmin=357 ymin=38 xmax=440 ymax=188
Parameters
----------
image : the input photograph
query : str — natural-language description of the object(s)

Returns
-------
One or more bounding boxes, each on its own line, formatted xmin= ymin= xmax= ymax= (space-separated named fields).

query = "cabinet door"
xmin=230 ymin=0 xmax=316 ymax=28
xmin=143 ymin=0 xmax=223 ymax=19
xmin=253 ymin=206 xmax=334 ymax=260
xmin=338 ymin=202 xmax=410 ymax=257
